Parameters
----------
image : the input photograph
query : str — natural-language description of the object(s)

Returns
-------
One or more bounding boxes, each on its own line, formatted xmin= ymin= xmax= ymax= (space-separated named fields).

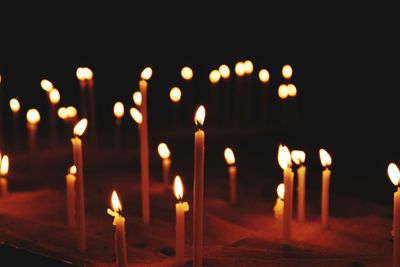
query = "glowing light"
xmin=169 ymin=87 xmax=182 ymax=103
xmin=0 ymin=155 xmax=9 ymax=176
xmin=158 ymin=143 xmax=171 ymax=159
xmin=85 ymin=68 xmax=93 ymax=80
xmin=278 ymin=84 xmax=289 ymax=99
xmin=113 ymin=102 xmax=125 ymax=118
xmin=49 ymin=88 xmax=61 ymax=104
xmin=319 ymin=149 xmax=332 ymax=167
xmin=73 ymin=119 xmax=88 ymax=136
xmin=66 ymin=106 xmax=77 ymax=118
xmin=209 ymin=70 xmax=221 ymax=84
xmin=181 ymin=66 xmax=193 ymax=80
xmin=69 ymin=165 xmax=77 ymax=175
xmin=111 ymin=190 xmax=122 ymax=213
xmin=282 ymin=65 xmax=293 ymax=79
xmin=174 ymin=176 xmax=184 ymax=200
xmin=9 ymin=98 xmax=20 ymax=113
xmin=194 ymin=105 xmax=206 ymax=127
xmin=40 ymin=79 xmax=53 ymax=92
xmin=219 ymin=64 xmax=230 ymax=79
xmin=287 ymin=83 xmax=297 ymax=97
xmin=291 ymin=150 xmax=305 ymax=165
xmin=133 ymin=91 xmax=142 ymax=106
xmin=244 ymin=60 xmax=254 ymax=74
xmin=224 ymin=148 xmax=235 ymax=165
xmin=130 ymin=107 xmax=142 ymax=124
xmin=26 ymin=109 xmax=40 ymax=124
xmin=57 ymin=107 xmax=68 ymax=120
xmin=235 ymin=62 xmax=245 ymax=77
xmin=76 ymin=67 xmax=85 ymax=80
xmin=277 ymin=183 xmax=285 ymax=200
xmin=259 ymin=69 xmax=270 ymax=83
xmin=141 ymin=67 xmax=153 ymax=80
xmin=278 ymin=144 xmax=291 ymax=170
xmin=388 ymin=163 xmax=400 ymax=186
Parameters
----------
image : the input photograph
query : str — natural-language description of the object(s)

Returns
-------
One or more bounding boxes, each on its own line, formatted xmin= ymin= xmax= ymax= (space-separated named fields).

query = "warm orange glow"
xmin=244 ymin=60 xmax=254 ymax=74
xmin=319 ymin=149 xmax=332 ymax=167
xmin=174 ymin=176 xmax=184 ymax=200
xmin=181 ymin=66 xmax=193 ymax=80
xmin=259 ymin=69 xmax=270 ymax=83
xmin=388 ymin=163 xmax=400 ymax=186
xmin=85 ymin=68 xmax=93 ymax=80
xmin=73 ymin=119 xmax=88 ymax=136
xmin=287 ymin=83 xmax=297 ymax=97
xmin=282 ymin=65 xmax=293 ymax=79
xmin=194 ymin=105 xmax=206 ymax=127
xmin=40 ymin=79 xmax=53 ymax=92
xmin=111 ymin=190 xmax=122 ymax=213
xmin=158 ymin=143 xmax=171 ymax=159
xmin=235 ymin=62 xmax=245 ymax=77
xmin=49 ymin=89 xmax=61 ymax=104
xmin=113 ymin=102 xmax=125 ymax=118
xmin=278 ymin=84 xmax=289 ymax=99
xmin=278 ymin=144 xmax=291 ymax=170
xmin=57 ymin=107 xmax=68 ymax=120
xmin=9 ymin=98 xmax=20 ymax=113
xmin=130 ymin=107 xmax=142 ymax=124
xmin=76 ymin=67 xmax=85 ymax=80
xmin=219 ymin=64 xmax=230 ymax=79
xmin=291 ymin=150 xmax=305 ymax=165
xmin=224 ymin=147 xmax=235 ymax=165
xmin=0 ymin=155 xmax=9 ymax=176
xmin=209 ymin=70 xmax=221 ymax=84
xmin=26 ymin=109 xmax=40 ymax=124
xmin=169 ymin=87 xmax=182 ymax=103
xmin=66 ymin=106 xmax=77 ymax=118
xmin=141 ymin=67 xmax=153 ymax=80
xmin=132 ymin=91 xmax=142 ymax=106
xmin=277 ymin=183 xmax=285 ymax=200
xmin=69 ymin=165 xmax=77 ymax=175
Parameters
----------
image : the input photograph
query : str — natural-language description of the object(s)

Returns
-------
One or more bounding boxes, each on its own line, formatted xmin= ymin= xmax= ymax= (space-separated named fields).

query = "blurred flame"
xmin=169 ymin=87 xmax=182 ymax=103
xmin=139 ymin=80 xmax=148 ymax=91
xmin=282 ymin=65 xmax=293 ymax=79
xmin=141 ymin=67 xmax=153 ymax=80
xmin=73 ymin=119 xmax=88 ymax=136
xmin=291 ymin=150 xmax=305 ymax=165
xmin=287 ymin=84 xmax=297 ymax=97
xmin=235 ymin=62 xmax=245 ymax=77
xmin=158 ymin=143 xmax=171 ymax=159
xmin=0 ymin=155 xmax=9 ymax=176
xmin=9 ymin=98 xmax=20 ymax=113
xmin=224 ymin=147 xmax=235 ymax=165
xmin=278 ymin=145 xmax=291 ymax=170
xmin=181 ymin=66 xmax=193 ymax=80
xmin=85 ymin=68 xmax=93 ymax=80
xmin=26 ymin=109 xmax=41 ymax=124
xmin=58 ymin=107 xmax=68 ymax=120
xmin=194 ymin=105 xmax=206 ymax=127
xmin=130 ymin=107 xmax=142 ymax=124
xmin=278 ymin=84 xmax=289 ymax=99
xmin=69 ymin=165 xmax=77 ymax=175
xmin=111 ymin=190 xmax=122 ymax=213
xmin=76 ymin=67 xmax=85 ymax=80
xmin=174 ymin=176 xmax=184 ymax=200
xmin=133 ymin=91 xmax=142 ymax=106
xmin=113 ymin=102 xmax=125 ymax=118
xmin=277 ymin=183 xmax=285 ymax=200
xmin=244 ymin=60 xmax=254 ymax=74
xmin=209 ymin=70 xmax=221 ymax=84
xmin=219 ymin=64 xmax=230 ymax=79
xmin=66 ymin=106 xmax=77 ymax=118
xmin=259 ymin=69 xmax=270 ymax=83
xmin=388 ymin=163 xmax=400 ymax=186
xmin=40 ymin=79 xmax=54 ymax=92
xmin=49 ymin=89 xmax=61 ymax=104
xmin=319 ymin=149 xmax=332 ymax=167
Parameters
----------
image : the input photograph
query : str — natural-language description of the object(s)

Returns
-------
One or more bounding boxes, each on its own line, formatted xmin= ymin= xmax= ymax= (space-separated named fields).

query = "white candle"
xmin=174 ymin=176 xmax=189 ymax=265
xmin=66 ymin=165 xmax=77 ymax=228
xmin=158 ymin=143 xmax=171 ymax=191
xmin=319 ymin=148 xmax=332 ymax=229
xmin=224 ymin=148 xmax=237 ymax=204
xmin=86 ymin=69 xmax=97 ymax=147
xmin=107 ymin=191 xmax=127 ymax=267
xmin=0 ymin=155 xmax=9 ymax=197
xmin=113 ymin=102 xmax=125 ymax=148
xmin=273 ymin=183 xmax=284 ymax=220
xmin=387 ymin=163 xmax=400 ymax=267
xmin=26 ymin=109 xmax=40 ymax=153
xmin=291 ymin=150 xmax=306 ymax=222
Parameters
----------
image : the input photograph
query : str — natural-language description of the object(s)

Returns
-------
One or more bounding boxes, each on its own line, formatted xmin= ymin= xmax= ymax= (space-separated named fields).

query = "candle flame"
xmin=0 ymin=155 xmax=9 ymax=176
xmin=218 ymin=64 xmax=230 ymax=79
xmin=40 ymin=79 xmax=53 ymax=92
xmin=319 ymin=149 xmax=332 ymax=167
xmin=66 ymin=106 xmax=77 ymax=119
xmin=57 ymin=107 xmax=68 ymax=120
xmin=388 ymin=163 xmax=400 ymax=186
xmin=130 ymin=107 xmax=142 ymax=124
xmin=169 ymin=87 xmax=182 ymax=103
xmin=282 ymin=65 xmax=293 ymax=79
xmin=9 ymin=98 xmax=20 ymax=113
xmin=291 ymin=150 xmax=305 ymax=165
xmin=209 ymin=70 xmax=221 ymax=84
xmin=278 ymin=84 xmax=289 ymax=99
xmin=287 ymin=84 xmax=297 ymax=97
xmin=181 ymin=66 xmax=193 ymax=80
xmin=158 ymin=143 xmax=171 ymax=159
xmin=244 ymin=60 xmax=254 ymax=74
xmin=194 ymin=105 xmax=206 ymax=127
xmin=133 ymin=91 xmax=142 ymax=106
xmin=49 ymin=88 xmax=61 ymax=104
xmin=113 ymin=102 xmax=125 ymax=118
xmin=26 ymin=109 xmax=41 ymax=124
xmin=141 ymin=67 xmax=153 ymax=80
xmin=259 ymin=69 xmax=270 ymax=83
xmin=224 ymin=147 xmax=235 ymax=165
xmin=278 ymin=144 xmax=291 ymax=170
xmin=111 ymin=190 xmax=122 ymax=213
xmin=73 ymin=119 xmax=88 ymax=136
xmin=277 ymin=183 xmax=285 ymax=200
xmin=174 ymin=175 xmax=184 ymax=200
xmin=85 ymin=68 xmax=93 ymax=80
xmin=69 ymin=165 xmax=77 ymax=175
xmin=76 ymin=67 xmax=85 ymax=80
xmin=235 ymin=62 xmax=245 ymax=77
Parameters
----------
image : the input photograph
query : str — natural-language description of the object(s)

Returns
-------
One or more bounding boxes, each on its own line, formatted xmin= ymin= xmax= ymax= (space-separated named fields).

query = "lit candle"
xmin=319 ymin=148 xmax=332 ymax=229
xmin=243 ymin=60 xmax=254 ymax=124
xmin=141 ymin=67 xmax=153 ymax=81
xmin=193 ymin=105 xmax=206 ymax=267
xmin=76 ymin=67 xmax=88 ymax=118
xmin=209 ymin=70 xmax=221 ymax=124
xmin=181 ymin=66 xmax=193 ymax=81
xmin=282 ymin=64 xmax=293 ymax=81
xmin=49 ymin=88 xmax=61 ymax=146
xmin=71 ymin=119 xmax=88 ymax=252
xmin=174 ymin=176 xmax=189 ymax=265
xmin=278 ymin=144 xmax=293 ymax=244
xmin=133 ymin=91 xmax=142 ymax=107
xmin=224 ymin=147 xmax=237 ymax=204
xmin=287 ymin=83 xmax=297 ymax=97
xmin=66 ymin=165 xmax=77 ymax=228
xmin=0 ymin=155 xmax=9 ymax=197
xmin=26 ymin=109 xmax=40 ymax=153
xmin=258 ymin=69 xmax=270 ymax=126
xmin=113 ymin=102 xmax=125 ymax=149
xmin=218 ymin=64 xmax=231 ymax=125
xmin=273 ymin=183 xmax=284 ymax=220
xmin=86 ymin=68 xmax=97 ymax=147
xmin=169 ymin=87 xmax=182 ymax=127
xmin=180 ymin=66 xmax=193 ymax=125
xmin=234 ymin=62 xmax=245 ymax=126
xmin=387 ymin=163 xmax=400 ymax=267
xmin=291 ymin=150 xmax=306 ymax=222
xmin=157 ymin=143 xmax=171 ymax=191
xmin=9 ymin=98 xmax=21 ymax=150
xmin=107 ymin=191 xmax=127 ymax=267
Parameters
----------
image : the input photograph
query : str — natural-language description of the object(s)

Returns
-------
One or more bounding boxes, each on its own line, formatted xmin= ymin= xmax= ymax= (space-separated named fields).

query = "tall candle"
xmin=169 ymin=87 xmax=182 ymax=127
xmin=181 ymin=66 xmax=193 ymax=125
xmin=71 ymin=119 xmax=88 ymax=252
xmin=49 ymin=88 xmax=60 ymax=146
xmin=113 ymin=102 xmax=125 ymax=149
xmin=218 ymin=64 xmax=231 ymax=125
xmin=291 ymin=150 xmax=306 ymax=222
xmin=0 ymin=155 xmax=9 ymax=197
xmin=387 ymin=163 xmax=400 ymax=267
xmin=174 ymin=176 xmax=190 ymax=265
xmin=208 ymin=70 xmax=220 ymax=125
xmin=258 ymin=69 xmax=270 ymax=127
xmin=76 ymin=67 xmax=88 ymax=119
xmin=66 ymin=165 xmax=77 ymax=228
xmin=158 ymin=143 xmax=171 ymax=191
xmin=234 ymin=62 xmax=245 ymax=126
xmin=224 ymin=147 xmax=237 ymax=204
xmin=107 ymin=191 xmax=127 ymax=267
xmin=319 ymin=148 xmax=332 ymax=229
xmin=26 ymin=109 xmax=40 ymax=153
xmin=273 ymin=183 xmax=285 ymax=219
xmin=193 ymin=105 xmax=206 ymax=267
xmin=9 ymin=98 xmax=21 ymax=150
xmin=86 ymin=68 xmax=97 ymax=147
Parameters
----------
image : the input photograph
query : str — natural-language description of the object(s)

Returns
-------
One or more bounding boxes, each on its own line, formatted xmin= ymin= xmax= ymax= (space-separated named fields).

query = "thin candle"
xmin=26 ymin=109 xmax=40 ymax=153
xmin=169 ymin=87 xmax=182 ymax=126
xmin=66 ymin=165 xmax=77 ymax=228
xmin=9 ymin=98 xmax=21 ymax=150
xmin=49 ymin=88 xmax=61 ymax=146
xmin=291 ymin=150 xmax=306 ymax=222
xmin=319 ymin=148 xmax=332 ymax=229
xmin=388 ymin=163 xmax=400 ymax=267
xmin=76 ymin=67 xmax=88 ymax=118
xmin=158 ymin=143 xmax=171 ymax=191
xmin=174 ymin=176 xmax=189 ymax=265
xmin=273 ymin=183 xmax=284 ymax=220
xmin=224 ymin=147 xmax=237 ymax=204
xmin=0 ymin=155 xmax=9 ymax=197
xmin=113 ymin=102 xmax=125 ymax=149
xmin=86 ymin=68 xmax=97 ymax=147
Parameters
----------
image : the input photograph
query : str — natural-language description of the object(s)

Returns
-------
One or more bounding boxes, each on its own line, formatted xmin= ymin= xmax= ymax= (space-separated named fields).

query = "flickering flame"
xmin=287 ymin=84 xmax=297 ymax=97
xmin=224 ymin=148 xmax=235 ymax=165
xmin=69 ymin=165 xmax=77 ymax=175
xmin=58 ymin=107 xmax=68 ymax=120
xmin=181 ymin=66 xmax=193 ymax=80
xmin=113 ymin=102 xmax=125 ymax=118
xmin=76 ymin=67 xmax=85 ymax=80
xmin=278 ymin=145 xmax=291 ymax=170
xmin=209 ymin=70 xmax=221 ymax=84
xmin=219 ymin=64 xmax=230 ymax=79
xmin=158 ymin=143 xmax=171 ymax=159
xmin=133 ymin=91 xmax=142 ymax=106
xmin=26 ymin=109 xmax=41 ymax=124
xmin=40 ymin=79 xmax=53 ymax=92
xmin=278 ymin=84 xmax=289 ymax=99
xmin=111 ymin=190 xmax=122 ymax=213
xmin=174 ymin=176 xmax=184 ymax=200
xmin=259 ymin=69 xmax=270 ymax=83
xmin=66 ymin=106 xmax=77 ymax=118
xmin=0 ymin=155 xmax=9 ymax=176
xmin=49 ymin=89 xmax=61 ymax=104
xmin=73 ymin=119 xmax=88 ymax=136
xmin=130 ymin=107 xmax=142 ymax=124
xmin=85 ymin=68 xmax=93 ymax=80
xmin=169 ymin=87 xmax=182 ymax=103
xmin=282 ymin=65 xmax=293 ymax=79
xmin=9 ymin=98 xmax=20 ymax=113
xmin=141 ymin=67 xmax=153 ymax=80
xmin=291 ymin=150 xmax=305 ymax=165
xmin=388 ymin=163 xmax=400 ymax=186
xmin=244 ymin=60 xmax=254 ymax=74
xmin=235 ymin=62 xmax=245 ymax=77
xmin=319 ymin=149 xmax=332 ymax=167
xmin=194 ymin=105 xmax=206 ymax=127
xmin=277 ymin=183 xmax=285 ymax=200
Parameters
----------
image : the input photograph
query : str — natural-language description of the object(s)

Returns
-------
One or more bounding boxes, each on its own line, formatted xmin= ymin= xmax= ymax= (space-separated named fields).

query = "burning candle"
xmin=209 ymin=70 xmax=221 ymax=124
xmin=319 ymin=148 xmax=332 ymax=229
xmin=71 ymin=118 xmax=88 ymax=252
xmin=113 ymin=102 xmax=125 ymax=148
xmin=0 ymin=155 xmax=9 ymax=197
xmin=170 ymin=87 xmax=182 ymax=126
xmin=273 ymin=183 xmax=284 ymax=220
xmin=291 ymin=150 xmax=306 ymax=222
xmin=66 ymin=165 xmax=77 ymax=228
xmin=218 ymin=65 xmax=231 ymax=125
xmin=141 ymin=67 xmax=153 ymax=81
xmin=258 ymin=69 xmax=270 ymax=126
xmin=174 ymin=176 xmax=189 ymax=265
xmin=26 ymin=109 xmax=40 ymax=153
xmin=9 ymin=98 xmax=21 ymax=149
xmin=180 ymin=66 xmax=193 ymax=125
xmin=85 ymin=68 xmax=96 ymax=147
xmin=388 ymin=163 xmax=400 ymax=267
xmin=107 ymin=191 xmax=127 ymax=267
xmin=133 ymin=91 xmax=142 ymax=107
xmin=278 ymin=144 xmax=293 ymax=244
xmin=234 ymin=62 xmax=245 ymax=125
xmin=76 ymin=67 xmax=88 ymax=118
xmin=282 ymin=64 xmax=293 ymax=80
xmin=157 ymin=143 xmax=171 ymax=191
xmin=193 ymin=105 xmax=206 ymax=267
xmin=181 ymin=66 xmax=193 ymax=81
xmin=278 ymin=84 xmax=289 ymax=100
xmin=224 ymin=147 xmax=237 ymax=204
xmin=259 ymin=69 xmax=270 ymax=84
xmin=49 ymin=88 xmax=61 ymax=146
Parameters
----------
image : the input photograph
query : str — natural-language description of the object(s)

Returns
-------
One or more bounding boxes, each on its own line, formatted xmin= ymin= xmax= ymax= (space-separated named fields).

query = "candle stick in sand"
xmin=49 ymin=88 xmax=61 ymax=146
xmin=388 ymin=163 xmax=400 ymax=267
xmin=66 ymin=165 xmax=77 ymax=228
xmin=9 ymin=98 xmax=21 ymax=149
xmin=157 ymin=143 xmax=171 ymax=191
xmin=291 ymin=150 xmax=306 ymax=222
xmin=113 ymin=102 xmax=125 ymax=148
xmin=26 ymin=109 xmax=40 ymax=153
xmin=174 ymin=176 xmax=190 ymax=265
xmin=0 ymin=155 xmax=9 ymax=197
xmin=273 ymin=183 xmax=284 ymax=219
xmin=319 ymin=148 xmax=332 ymax=229
xmin=224 ymin=147 xmax=237 ymax=204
